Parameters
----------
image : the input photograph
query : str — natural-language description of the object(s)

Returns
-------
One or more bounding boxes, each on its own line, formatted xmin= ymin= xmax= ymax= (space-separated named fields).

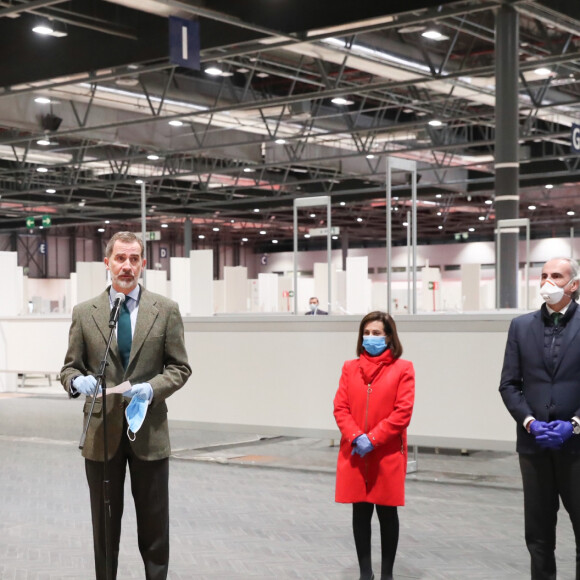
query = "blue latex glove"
xmin=122 ymin=383 xmax=153 ymax=403
xmin=529 ymin=420 xmax=550 ymax=437
xmin=351 ymin=434 xmax=374 ymax=457
xmin=548 ymin=420 xmax=574 ymax=443
xmin=535 ymin=430 xmax=564 ymax=449
xmin=72 ymin=375 xmax=98 ymax=396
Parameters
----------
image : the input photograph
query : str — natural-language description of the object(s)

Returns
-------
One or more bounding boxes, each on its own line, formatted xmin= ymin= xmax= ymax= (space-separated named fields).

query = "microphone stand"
xmin=79 ymin=317 xmax=118 ymax=580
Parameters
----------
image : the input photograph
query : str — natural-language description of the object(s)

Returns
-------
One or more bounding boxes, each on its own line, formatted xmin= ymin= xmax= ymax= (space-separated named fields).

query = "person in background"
xmin=500 ymin=256 xmax=580 ymax=580
xmin=60 ymin=231 xmax=192 ymax=580
xmin=334 ymin=311 xmax=415 ymax=580
xmin=305 ymin=296 xmax=328 ymax=315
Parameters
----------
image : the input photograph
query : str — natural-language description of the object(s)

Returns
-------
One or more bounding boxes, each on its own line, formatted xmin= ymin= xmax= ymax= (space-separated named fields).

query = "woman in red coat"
xmin=334 ymin=311 xmax=415 ymax=580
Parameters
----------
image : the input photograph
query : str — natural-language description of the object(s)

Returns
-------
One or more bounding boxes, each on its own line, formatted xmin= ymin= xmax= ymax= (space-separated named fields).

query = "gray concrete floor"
xmin=0 ymin=382 xmax=577 ymax=579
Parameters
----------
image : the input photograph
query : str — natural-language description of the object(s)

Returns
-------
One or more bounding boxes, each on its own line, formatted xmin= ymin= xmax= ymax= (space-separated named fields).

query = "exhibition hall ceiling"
xmin=1 ymin=0 xmax=580 ymax=250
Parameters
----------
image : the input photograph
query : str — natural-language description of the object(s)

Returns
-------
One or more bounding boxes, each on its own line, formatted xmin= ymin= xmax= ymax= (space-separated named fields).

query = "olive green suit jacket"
xmin=60 ymin=286 xmax=192 ymax=462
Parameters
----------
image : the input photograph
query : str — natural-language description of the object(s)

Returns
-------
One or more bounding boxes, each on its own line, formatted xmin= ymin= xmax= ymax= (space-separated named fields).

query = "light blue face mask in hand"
xmin=125 ymin=396 xmax=149 ymax=441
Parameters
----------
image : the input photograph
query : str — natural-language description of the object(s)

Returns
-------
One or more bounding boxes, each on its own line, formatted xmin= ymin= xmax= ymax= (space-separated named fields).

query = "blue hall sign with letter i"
xmin=169 ymin=17 xmax=200 ymax=70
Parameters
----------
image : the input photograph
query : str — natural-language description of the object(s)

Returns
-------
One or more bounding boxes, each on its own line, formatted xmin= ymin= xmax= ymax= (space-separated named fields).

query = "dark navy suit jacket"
xmin=499 ymin=301 xmax=580 ymax=453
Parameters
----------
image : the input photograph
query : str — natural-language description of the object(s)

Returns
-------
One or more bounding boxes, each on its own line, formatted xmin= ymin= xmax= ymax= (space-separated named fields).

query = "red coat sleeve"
xmin=333 ymin=361 xmax=364 ymax=444
xmin=368 ymin=362 xmax=415 ymax=447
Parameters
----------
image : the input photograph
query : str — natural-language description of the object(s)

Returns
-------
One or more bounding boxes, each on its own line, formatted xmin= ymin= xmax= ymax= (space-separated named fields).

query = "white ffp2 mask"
xmin=540 ymin=279 xmax=566 ymax=304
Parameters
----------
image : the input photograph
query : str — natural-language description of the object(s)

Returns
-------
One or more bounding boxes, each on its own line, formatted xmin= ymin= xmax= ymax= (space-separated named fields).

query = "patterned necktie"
xmin=117 ymin=298 xmax=132 ymax=369
xmin=551 ymin=312 xmax=562 ymax=327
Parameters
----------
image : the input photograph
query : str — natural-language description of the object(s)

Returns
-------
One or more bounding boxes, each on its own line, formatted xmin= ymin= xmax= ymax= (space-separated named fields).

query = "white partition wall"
xmin=75 ymin=262 xmax=106 ymax=305
xmin=278 ymin=276 xmax=293 ymax=312
xmin=145 ymin=269 xmax=167 ymax=297
xmin=213 ymin=280 xmax=225 ymax=313
xmin=170 ymin=257 xmax=190 ymax=315
xmin=313 ymin=262 xmax=329 ymax=311
xmin=190 ymin=249 xmax=213 ymax=316
xmin=0 ymin=253 xmax=23 ymax=316
xmin=335 ymin=270 xmax=346 ymax=314
xmin=346 ymin=256 xmax=369 ymax=314
xmin=461 ymin=263 xmax=481 ymax=311
xmin=224 ymin=266 xmax=248 ymax=313
xmin=296 ymin=277 xmax=315 ymax=314
xmin=258 ymin=273 xmax=278 ymax=312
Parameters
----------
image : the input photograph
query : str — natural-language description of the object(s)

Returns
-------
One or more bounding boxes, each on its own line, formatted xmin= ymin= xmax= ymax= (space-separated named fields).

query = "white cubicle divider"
xmin=313 ymin=262 xmax=329 ymax=311
xmin=75 ymin=262 xmax=107 ymax=305
xmin=170 ymin=257 xmax=191 ymax=315
xmin=278 ymin=276 xmax=293 ymax=312
xmin=190 ymin=250 xmax=213 ymax=316
xmin=461 ymin=263 xmax=481 ymax=311
xmin=258 ymin=273 xmax=278 ymax=312
xmin=0 ymin=252 xmax=23 ymax=316
xmin=213 ymin=280 xmax=225 ymax=313
xmin=346 ymin=256 xmax=369 ymax=314
xmin=167 ymin=314 xmax=517 ymax=451
xmin=145 ymin=269 xmax=167 ymax=297
xmin=224 ymin=266 xmax=248 ymax=313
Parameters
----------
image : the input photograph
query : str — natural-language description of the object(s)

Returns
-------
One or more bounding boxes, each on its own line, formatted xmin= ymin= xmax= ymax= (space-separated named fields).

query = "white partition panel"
xmin=419 ymin=266 xmax=441 ymax=312
xmin=0 ymin=313 xmax=523 ymax=450
xmin=278 ymin=277 xmax=293 ymax=313
xmin=258 ymin=273 xmax=278 ymax=312
xmin=296 ymin=277 xmax=315 ymax=314
xmin=167 ymin=314 xmax=517 ymax=450
xmin=346 ymin=256 xmax=369 ymax=314
xmin=170 ymin=257 xmax=190 ymax=315
xmin=461 ymin=263 xmax=481 ymax=311
xmin=190 ymin=250 xmax=213 ymax=316
xmin=0 ymin=253 xmax=22 ymax=315
xmin=224 ymin=266 xmax=248 ymax=313
xmin=335 ymin=271 xmax=347 ymax=314
xmin=213 ymin=280 xmax=225 ymax=313
xmin=313 ymin=262 xmax=329 ymax=311
xmin=76 ymin=262 xmax=107 ymax=305
xmin=145 ymin=269 xmax=167 ymax=296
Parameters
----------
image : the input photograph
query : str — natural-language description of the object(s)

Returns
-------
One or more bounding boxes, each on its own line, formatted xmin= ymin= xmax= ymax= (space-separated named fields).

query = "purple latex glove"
xmin=351 ymin=434 xmax=374 ymax=457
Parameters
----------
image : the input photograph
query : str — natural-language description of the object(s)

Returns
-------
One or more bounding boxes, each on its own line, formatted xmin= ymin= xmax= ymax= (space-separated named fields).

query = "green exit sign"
xmin=41 ymin=215 xmax=52 ymax=227
xmin=26 ymin=217 xmax=35 ymax=229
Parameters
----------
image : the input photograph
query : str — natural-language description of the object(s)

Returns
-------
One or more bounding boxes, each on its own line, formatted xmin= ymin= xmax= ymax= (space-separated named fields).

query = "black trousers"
xmin=519 ymin=451 xmax=580 ymax=580
xmin=85 ymin=431 xmax=170 ymax=580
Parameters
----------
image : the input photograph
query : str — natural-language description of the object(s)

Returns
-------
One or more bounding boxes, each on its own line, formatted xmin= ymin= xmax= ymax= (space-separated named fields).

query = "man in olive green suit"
xmin=61 ymin=231 xmax=191 ymax=580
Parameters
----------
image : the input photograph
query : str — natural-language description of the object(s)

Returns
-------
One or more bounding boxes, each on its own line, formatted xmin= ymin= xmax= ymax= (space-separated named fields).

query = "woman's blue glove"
xmin=122 ymin=383 xmax=153 ymax=403
xmin=72 ymin=375 xmax=98 ymax=396
xmin=351 ymin=434 xmax=374 ymax=457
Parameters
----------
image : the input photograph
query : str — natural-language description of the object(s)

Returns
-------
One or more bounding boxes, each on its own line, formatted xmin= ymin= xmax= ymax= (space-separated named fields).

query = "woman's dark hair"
xmin=356 ymin=311 xmax=403 ymax=359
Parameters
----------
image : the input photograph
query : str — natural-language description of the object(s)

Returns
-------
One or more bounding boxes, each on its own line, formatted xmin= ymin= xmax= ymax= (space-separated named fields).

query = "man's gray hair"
xmin=549 ymin=257 xmax=580 ymax=300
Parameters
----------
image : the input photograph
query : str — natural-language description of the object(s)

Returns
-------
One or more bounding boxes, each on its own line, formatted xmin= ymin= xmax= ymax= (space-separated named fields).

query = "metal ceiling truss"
xmin=0 ymin=0 xmax=579 ymax=250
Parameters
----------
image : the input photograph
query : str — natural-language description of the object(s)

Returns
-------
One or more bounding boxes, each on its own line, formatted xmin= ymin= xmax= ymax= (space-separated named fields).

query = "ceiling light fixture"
xmin=98 ymin=228 xmax=105 ymax=233
xmin=421 ymin=29 xmax=449 ymax=41
xmin=37 ymin=138 xmax=52 ymax=146
xmin=135 ymin=179 xmax=144 ymax=184
xmin=438 ymin=225 xmax=443 ymax=229
xmin=528 ymin=205 xmax=537 ymax=210
xmin=366 ymin=154 xmax=375 ymax=159
xmin=304 ymin=234 xmax=311 ymax=238
xmin=212 ymin=227 xmax=220 ymax=232
xmin=545 ymin=184 xmax=554 ymax=189
xmin=340 ymin=201 xmax=346 ymax=206
xmin=567 ymin=210 xmax=575 ymax=216
xmin=242 ymin=237 xmax=249 ymax=242
xmin=332 ymin=235 xmax=338 ymax=240
xmin=356 ymin=217 xmax=363 ymax=222
xmin=32 ymin=21 xmax=67 ymax=38
xmin=331 ymin=97 xmax=354 ymax=106
xmin=253 ymin=208 xmax=260 ymax=213
xmin=168 ymin=120 xmax=183 ymax=127
xmin=468 ymin=227 xmax=475 ymax=232
xmin=309 ymin=213 xmax=316 ymax=218
xmin=204 ymin=65 xmax=223 ymax=76
xmin=272 ymin=240 xmax=278 ymax=244
xmin=147 ymin=154 xmax=160 ymax=161
xmin=478 ymin=216 xmax=485 ymax=221
xmin=275 ymin=138 xmax=286 ymax=145
xmin=259 ymin=230 xmax=267 ymax=235
xmin=36 ymin=167 xmax=48 ymax=173
xmin=428 ymin=119 xmax=444 ymax=127
xmin=484 ymin=199 xmax=493 ymax=205
xmin=534 ymin=67 xmax=552 ymax=77
xmin=198 ymin=234 xmax=205 ymax=239
xmin=45 ymin=188 xmax=56 ymax=194
xmin=34 ymin=97 xmax=51 ymax=104
xmin=243 ymin=167 xmax=255 ymax=173
xmin=161 ymin=223 xmax=168 ymax=228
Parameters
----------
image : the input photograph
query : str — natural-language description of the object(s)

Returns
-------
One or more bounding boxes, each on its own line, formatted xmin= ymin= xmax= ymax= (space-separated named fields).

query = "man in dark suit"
xmin=305 ymin=296 xmax=328 ymax=315
xmin=500 ymin=256 xmax=580 ymax=580
xmin=61 ymin=231 xmax=191 ymax=580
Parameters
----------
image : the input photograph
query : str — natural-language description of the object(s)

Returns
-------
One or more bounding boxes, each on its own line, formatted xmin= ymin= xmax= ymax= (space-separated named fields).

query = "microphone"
xmin=109 ymin=292 xmax=126 ymax=328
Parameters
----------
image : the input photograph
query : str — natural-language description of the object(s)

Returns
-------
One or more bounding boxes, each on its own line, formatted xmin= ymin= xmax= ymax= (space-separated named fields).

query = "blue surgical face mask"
xmin=362 ymin=335 xmax=388 ymax=356
xmin=125 ymin=396 xmax=148 ymax=441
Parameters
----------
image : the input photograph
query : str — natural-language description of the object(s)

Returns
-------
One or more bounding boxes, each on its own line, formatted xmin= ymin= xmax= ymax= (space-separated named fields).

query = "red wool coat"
xmin=333 ymin=349 xmax=415 ymax=506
